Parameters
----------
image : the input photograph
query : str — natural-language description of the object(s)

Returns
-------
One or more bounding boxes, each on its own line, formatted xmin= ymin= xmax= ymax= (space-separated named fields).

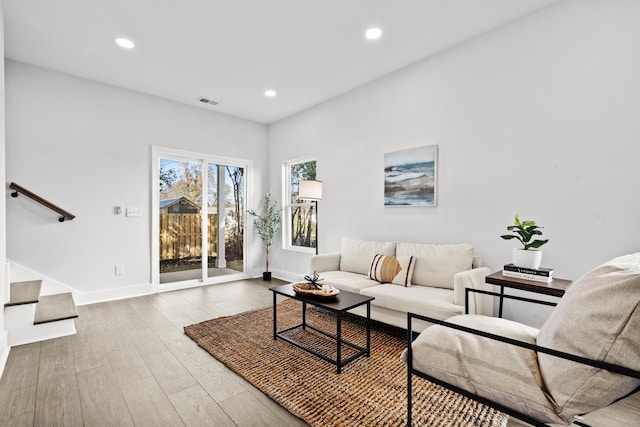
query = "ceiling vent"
xmin=197 ymin=97 xmax=219 ymax=106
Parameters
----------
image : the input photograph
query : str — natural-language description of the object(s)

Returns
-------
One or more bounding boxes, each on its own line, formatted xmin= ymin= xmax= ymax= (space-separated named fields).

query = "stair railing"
xmin=9 ymin=182 xmax=76 ymax=222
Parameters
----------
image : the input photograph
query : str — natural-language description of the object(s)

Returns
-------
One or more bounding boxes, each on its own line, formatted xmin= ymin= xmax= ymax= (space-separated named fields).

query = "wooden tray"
xmin=292 ymin=283 xmax=340 ymax=298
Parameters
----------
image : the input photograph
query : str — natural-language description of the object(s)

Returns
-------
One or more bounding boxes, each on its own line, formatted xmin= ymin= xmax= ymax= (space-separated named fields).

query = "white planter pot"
xmin=512 ymin=248 xmax=542 ymax=269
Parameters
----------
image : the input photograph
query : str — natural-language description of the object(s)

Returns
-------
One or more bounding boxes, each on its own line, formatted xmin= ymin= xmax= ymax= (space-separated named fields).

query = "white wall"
xmin=4 ymin=0 xmax=639 ymax=326
xmin=5 ymin=61 xmax=268 ymax=302
xmin=269 ymin=0 xmax=640 ymax=326
xmin=0 ymin=3 xmax=9 ymax=371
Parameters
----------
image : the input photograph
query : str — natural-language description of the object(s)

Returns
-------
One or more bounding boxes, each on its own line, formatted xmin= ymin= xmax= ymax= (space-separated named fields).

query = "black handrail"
xmin=9 ymin=182 xmax=76 ymax=222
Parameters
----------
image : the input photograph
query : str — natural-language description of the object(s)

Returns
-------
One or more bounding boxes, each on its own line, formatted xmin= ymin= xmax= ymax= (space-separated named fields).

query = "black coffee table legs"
xmin=272 ymin=295 xmax=371 ymax=374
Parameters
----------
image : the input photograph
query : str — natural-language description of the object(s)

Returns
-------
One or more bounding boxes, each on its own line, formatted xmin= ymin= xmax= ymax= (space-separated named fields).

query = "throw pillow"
xmin=368 ymin=254 xmax=415 ymax=286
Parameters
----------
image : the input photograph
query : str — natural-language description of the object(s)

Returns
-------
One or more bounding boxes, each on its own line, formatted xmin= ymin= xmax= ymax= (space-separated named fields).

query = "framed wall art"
xmin=384 ymin=145 xmax=438 ymax=207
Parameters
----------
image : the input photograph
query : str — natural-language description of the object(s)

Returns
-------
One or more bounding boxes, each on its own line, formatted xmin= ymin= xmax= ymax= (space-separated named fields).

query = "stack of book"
xmin=502 ymin=264 xmax=553 ymax=283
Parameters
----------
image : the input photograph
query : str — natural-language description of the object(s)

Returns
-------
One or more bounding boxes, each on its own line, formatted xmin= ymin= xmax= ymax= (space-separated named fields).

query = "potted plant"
xmin=500 ymin=214 xmax=549 ymax=269
xmin=248 ymin=193 xmax=281 ymax=281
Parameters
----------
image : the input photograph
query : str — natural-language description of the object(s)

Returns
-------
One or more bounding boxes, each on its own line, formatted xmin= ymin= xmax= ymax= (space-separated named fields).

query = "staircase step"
xmin=4 ymin=280 xmax=42 ymax=307
xmin=34 ymin=293 xmax=79 ymax=325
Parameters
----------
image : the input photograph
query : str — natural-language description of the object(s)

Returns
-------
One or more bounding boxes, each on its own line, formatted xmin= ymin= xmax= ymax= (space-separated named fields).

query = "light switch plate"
xmin=126 ymin=207 xmax=142 ymax=217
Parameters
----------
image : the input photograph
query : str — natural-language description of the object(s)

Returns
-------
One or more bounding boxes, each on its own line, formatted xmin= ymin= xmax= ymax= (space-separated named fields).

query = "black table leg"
xmin=498 ymin=285 xmax=505 ymax=318
xmin=302 ymin=301 xmax=307 ymax=330
xmin=366 ymin=301 xmax=371 ymax=356
xmin=336 ymin=311 xmax=342 ymax=374
xmin=273 ymin=291 xmax=277 ymax=340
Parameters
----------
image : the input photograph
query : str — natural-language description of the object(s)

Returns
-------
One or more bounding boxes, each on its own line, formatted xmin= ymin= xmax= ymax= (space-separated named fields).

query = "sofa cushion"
xmin=402 ymin=315 xmax=563 ymax=424
xmin=340 ymin=238 xmax=396 ymax=275
xmin=537 ymin=253 xmax=640 ymax=421
xmin=319 ymin=271 xmax=380 ymax=294
xmin=396 ymin=242 xmax=474 ymax=289
xmin=368 ymin=254 xmax=415 ymax=286
xmin=360 ymin=284 xmax=462 ymax=321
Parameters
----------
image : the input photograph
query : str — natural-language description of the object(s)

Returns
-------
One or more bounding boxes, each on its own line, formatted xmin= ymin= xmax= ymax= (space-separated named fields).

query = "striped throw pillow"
xmin=368 ymin=254 xmax=416 ymax=286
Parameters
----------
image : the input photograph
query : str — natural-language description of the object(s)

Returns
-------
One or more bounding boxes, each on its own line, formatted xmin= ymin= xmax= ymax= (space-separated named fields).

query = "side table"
xmin=465 ymin=271 xmax=572 ymax=317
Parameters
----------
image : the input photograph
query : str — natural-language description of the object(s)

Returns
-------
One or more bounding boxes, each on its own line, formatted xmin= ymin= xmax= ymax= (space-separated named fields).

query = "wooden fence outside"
xmin=159 ymin=213 xmax=218 ymax=261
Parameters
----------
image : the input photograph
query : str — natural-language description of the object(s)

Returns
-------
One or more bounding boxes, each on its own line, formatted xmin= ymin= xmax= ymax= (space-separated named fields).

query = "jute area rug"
xmin=184 ymin=299 xmax=508 ymax=427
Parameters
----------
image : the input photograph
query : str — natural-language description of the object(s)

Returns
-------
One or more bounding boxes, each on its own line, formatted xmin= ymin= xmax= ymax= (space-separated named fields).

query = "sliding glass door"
xmin=153 ymin=148 xmax=247 ymax=289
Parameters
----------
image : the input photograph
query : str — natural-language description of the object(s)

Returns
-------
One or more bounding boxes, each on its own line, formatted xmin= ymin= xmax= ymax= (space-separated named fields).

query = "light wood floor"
xmin=0 ymin=278 xmax=308 ymax=427
xmin=0 ymin=278 xmax=638 ymax=426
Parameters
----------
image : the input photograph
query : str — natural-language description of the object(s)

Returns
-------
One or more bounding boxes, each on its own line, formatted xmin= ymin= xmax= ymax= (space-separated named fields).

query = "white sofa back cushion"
xmin=340 ymin=237 xmax=396 ymax=275
xmin=397 ymin=242 xmax=474 ymax=289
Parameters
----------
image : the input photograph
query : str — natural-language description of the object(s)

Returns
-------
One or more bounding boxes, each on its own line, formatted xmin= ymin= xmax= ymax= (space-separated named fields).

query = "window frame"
xmin=283 ymin=157 xmax=317 ymax=253
xmin=152 ymin=145 xmax=252 ymax=291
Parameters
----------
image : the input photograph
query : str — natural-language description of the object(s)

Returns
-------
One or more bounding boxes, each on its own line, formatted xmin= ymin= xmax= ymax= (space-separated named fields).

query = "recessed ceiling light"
xmin=264 ymin=89 xmax=277 ymax=98
xmin=115 ymin=37 xmax=135 ymax=49
xmin=365 ymin=27 xmax=382 ymax=40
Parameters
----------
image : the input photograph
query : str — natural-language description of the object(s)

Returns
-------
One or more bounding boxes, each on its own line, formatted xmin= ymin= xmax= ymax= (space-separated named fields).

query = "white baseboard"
xmin=73 ymin=283 xmax=154 ymax=306
xmin=8 ymin=259 xmax=155 ymax=306
xmin=7 ymin=260 xmax=307 ymax=307
xmin=269 ymin=268 xmax=304 ymax=283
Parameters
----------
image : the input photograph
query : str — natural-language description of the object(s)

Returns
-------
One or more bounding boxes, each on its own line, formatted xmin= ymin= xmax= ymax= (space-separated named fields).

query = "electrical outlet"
xmin=115 ymin=264 xmax=125 ymax=275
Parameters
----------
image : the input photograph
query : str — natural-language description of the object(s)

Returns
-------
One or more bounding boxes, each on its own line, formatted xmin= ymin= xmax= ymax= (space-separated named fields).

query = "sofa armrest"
xmin=453 ymin=267 xmax=493 ymax=316
xmin=310 ymin=253 xmax=341 ymax=273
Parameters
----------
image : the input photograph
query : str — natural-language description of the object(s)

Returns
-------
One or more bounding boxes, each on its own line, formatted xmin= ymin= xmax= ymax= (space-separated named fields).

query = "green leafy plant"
xmin=248 ymin=193 xmax=281 ymax=272
xmin=500 ymin=214 xmax=549 ymax=250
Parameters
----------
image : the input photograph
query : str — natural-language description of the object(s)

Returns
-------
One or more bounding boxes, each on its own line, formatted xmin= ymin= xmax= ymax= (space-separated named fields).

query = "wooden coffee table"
xmin=269 ymin=283 xmax=374 ymax=373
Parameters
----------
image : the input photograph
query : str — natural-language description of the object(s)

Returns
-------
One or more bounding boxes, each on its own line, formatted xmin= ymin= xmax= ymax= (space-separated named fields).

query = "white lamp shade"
xmin=298 ymin=180 xmax=323 ymax=201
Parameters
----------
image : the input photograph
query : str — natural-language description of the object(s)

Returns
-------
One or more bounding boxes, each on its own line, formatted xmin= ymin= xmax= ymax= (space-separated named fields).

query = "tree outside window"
xmin=286 ymin=159 xmax=317 ymax=251
xmin=159 ymin=159 xmax=244 ymax=273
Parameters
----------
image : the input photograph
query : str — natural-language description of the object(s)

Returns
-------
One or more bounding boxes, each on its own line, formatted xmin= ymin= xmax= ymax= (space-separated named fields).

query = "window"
xmin=284 ymin=158 xmax=317 ymax=251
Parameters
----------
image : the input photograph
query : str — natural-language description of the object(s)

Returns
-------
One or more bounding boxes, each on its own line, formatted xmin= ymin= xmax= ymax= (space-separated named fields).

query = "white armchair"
xmin=404 ymin=253 xmax=640 ymax=426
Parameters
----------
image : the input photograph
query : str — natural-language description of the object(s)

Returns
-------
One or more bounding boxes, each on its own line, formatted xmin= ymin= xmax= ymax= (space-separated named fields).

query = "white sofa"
xmin=310 ymin=238 xmax=493 ymax=331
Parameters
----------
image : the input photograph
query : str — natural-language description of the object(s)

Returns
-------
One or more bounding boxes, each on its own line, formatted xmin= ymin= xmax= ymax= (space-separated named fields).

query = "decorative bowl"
xmin=292 ymin=282 xmax=340 ymax=298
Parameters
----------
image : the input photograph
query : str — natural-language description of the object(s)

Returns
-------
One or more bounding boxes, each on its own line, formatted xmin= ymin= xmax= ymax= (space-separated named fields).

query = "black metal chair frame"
xmin=406 ymin=308 xmax=640 ymax=427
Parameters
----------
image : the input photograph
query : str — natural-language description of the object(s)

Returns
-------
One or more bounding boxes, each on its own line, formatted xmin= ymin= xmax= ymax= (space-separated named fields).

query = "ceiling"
xmin=2 ymin=0 xmax=558 ymax=124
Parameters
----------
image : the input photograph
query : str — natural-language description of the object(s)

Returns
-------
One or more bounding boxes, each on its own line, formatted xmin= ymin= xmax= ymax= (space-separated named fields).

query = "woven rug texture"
xmin=184 ymin=299 xmax=508 ymax=427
